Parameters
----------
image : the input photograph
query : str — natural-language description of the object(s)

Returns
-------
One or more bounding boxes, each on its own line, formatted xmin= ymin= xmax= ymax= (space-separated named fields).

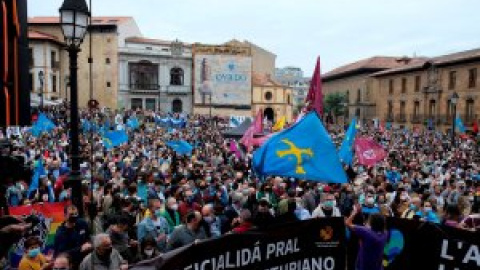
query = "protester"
xmin=79 ymin=233 xmax=127 ymax=270
xmin=18 ymin=236 xmax=53 ymax=270
xmin=52 ymin=253 xmax=72 ymax=270
xmin=346 ymin=205 xmax=388 ymax=270
xmin=167 ymin=211 xmax=207 ymax=251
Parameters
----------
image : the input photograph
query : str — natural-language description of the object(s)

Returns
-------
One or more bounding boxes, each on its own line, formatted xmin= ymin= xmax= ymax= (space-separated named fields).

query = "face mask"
xmin=424 ymin=207 xmax=432 ymax=212
xmin=170 ymin=204 xmax=178 ymax=211
xmin=400 ymin=194 xmax=408 ymax=201
xmin=154 ymin=209 xmax=162 ymax=217
xmin=296 ymin=203 xmax=304 ymax=210
xmin=144 ymin=249 xmax=154 ymax=257
xmin=323 ymin=201 xmax=334 ymax=208
xmin=203 ymin=216 xmax=213 ymax=223
xmin=28 ymin=248 xmax=40 ymax=258
xmin=409 ymin=204 xmax=417 ymax=210
xmin=93 ymin=183 xmax=99 ymax=190
xmin=42 ymin=194 xmax=49 ymax=202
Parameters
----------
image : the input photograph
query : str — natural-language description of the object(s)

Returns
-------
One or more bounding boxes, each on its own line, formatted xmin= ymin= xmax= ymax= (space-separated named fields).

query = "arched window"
xmin=170 ymin=67 xmax=184 ymax=86
xmin=287 ymin=94 xmax=291 ymax=105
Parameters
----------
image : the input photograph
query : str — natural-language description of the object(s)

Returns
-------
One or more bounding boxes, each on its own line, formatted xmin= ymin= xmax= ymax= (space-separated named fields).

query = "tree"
xmin=324 ymin=92 xmax=347 ymax=117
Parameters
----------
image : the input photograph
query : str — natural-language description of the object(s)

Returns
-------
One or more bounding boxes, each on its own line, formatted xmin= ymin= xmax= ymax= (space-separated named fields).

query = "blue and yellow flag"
xmin=338 ymin=118 xmax=357 ymax=166
xmin=102 ymin=130 xmax=128 ymax=149
xmin=253 ymin=112 xmax=347 ymax=183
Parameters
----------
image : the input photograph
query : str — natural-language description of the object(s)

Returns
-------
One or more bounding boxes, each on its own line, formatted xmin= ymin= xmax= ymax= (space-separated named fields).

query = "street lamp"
xmin=59 ymin=0 xmax=90 ymax=217
xmin=450 ymin=92 xmax=459 ymax=148
xmin=38 ymin=70 xmax=44 ymax=109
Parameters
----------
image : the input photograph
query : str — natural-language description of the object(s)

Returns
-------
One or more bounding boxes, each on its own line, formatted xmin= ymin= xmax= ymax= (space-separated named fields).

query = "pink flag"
xmin=229 ymin=140 xmax=242 ymax=159
xmin=305 ymin=57 xmax=323 ymax=116
xmin=240 ymin=125 xmax=255 ymax=149
xmin=251 ymin=132 xmax=276 ymax=147
xmin=253 ymin=109 xmax=264 ymax=133
xmin=354 ymin=137 xmax=387 ymax=167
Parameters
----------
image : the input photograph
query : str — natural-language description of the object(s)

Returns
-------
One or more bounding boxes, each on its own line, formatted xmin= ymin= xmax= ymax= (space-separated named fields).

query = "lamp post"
xmin=450 ymin=92 xmax=459 ymax=148
xmin=38 ymin=70 xmax=44 ymax=109
xmin=59 ymin=0 xmax=90 ymax=217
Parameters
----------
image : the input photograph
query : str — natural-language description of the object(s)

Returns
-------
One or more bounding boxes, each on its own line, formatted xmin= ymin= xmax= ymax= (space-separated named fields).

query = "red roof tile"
xmin=29 ymin=16 xmax=133 ymax=25
xmin=252 ymin=72 xmax=284 ymax=87
xmin=323 ymin=56 xmax=425 ymax=80
xmin=28 ymin=30 xmax=64 ymax=45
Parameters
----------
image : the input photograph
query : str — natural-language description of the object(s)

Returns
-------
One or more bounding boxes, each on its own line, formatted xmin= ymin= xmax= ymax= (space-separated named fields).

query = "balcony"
xmin=384 ymin=113 xmax=394 ymax=122
xmin=130 ymin=84 xmax=160 ymax=91
xmin=461 ymin=114 xmax=478 ymax=125
xmin=395 ymin=114 xmax=407 ymax=123
xmin=410 ymin=114 xmax=422 ymax=124
xmin=164 ymin=85 xmax=191 ymax=95
xmin=422 ymin=85 xmax=442 ymax=94
xmin=52 ymin=61 xmax=61 ymax=69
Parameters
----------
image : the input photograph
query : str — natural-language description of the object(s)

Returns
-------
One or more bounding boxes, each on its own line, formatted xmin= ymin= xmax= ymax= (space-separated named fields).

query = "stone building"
xmin=372 ymin=48 xmax=480 ymax=130
xmin=28 ymin=30 xmax=66 ymax=105
xmin=322 ymin=56 xmax=420 ymax=123
xmin=28 ymin=16 xmax=142 ymax=109
xmin=118 ymin=37 xmax=192 ymax=112
xmin=252 ymin=73 xmax=293 ymax=123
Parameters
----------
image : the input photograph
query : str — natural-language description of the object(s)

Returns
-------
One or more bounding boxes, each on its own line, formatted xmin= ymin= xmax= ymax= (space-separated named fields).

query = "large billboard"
xmin=194 ymin=55 xmax=252 ymax=106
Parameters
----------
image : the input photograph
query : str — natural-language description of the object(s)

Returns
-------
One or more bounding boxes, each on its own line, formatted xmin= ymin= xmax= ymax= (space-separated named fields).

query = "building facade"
xmin=372 ymin=48 xmax=480 ymax=130
xmin=322 ymin=56 xmax=418 ymax=123
xmin=252 ymin=73 xmax=293 ymax=123
xmin=28 ymin=17 xmax=142 ymax=109
xmin=118 ymin=38 xmax=192 ymax=113
xmin=225 ymin=40 xmax=276 ymax=76
xmin=274 ymin=66 xmax=309 ymax=112
xmin=28 ymin=30 xmax=66 ymax=106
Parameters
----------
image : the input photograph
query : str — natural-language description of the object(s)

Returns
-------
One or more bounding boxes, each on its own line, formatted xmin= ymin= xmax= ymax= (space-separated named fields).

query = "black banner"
xmin=131 ymin=217 xmax=480 ymax=270
xmin=132 ymin=218 xmax=346 ymax=270
xmin=383 ymin=218 xmax=480 ymax=270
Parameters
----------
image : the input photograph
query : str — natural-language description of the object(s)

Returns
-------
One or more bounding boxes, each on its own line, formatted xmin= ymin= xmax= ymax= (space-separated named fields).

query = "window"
xmin=51 ymin=51 xmax=56 ymax=68
xmin=145 ymin=98 xmax=156 ymax=111
xmin=287 ymin=94 xmax=291 ymax=105
xmin=400 ymin=101 xmax=406 ymax=116
xmin=468 ymin=68 xmax=477 ymax=88
xmin=170 ymin=67 xmax=184 ymax=86
xmin=129 ymin=62 xmax=159 ymax=90
xmin=265 ymin=91 xmax=273 ymax=101
xmin=357 ymin=89 xmax=361 ymax=102
xmin=387 ymin=101 xmax=393 ymax=116
xmin=172 ymin=99 xmax=183 ymax=113
xmin=106 ymin=82 xmax=111 ymax=87
xmin=29 ymin=73 xmax=33 ymax=92
xmin=415 ymin=76 xmax=421 ymax=92
xmin=389 ymin=79 xmax=394 ymax=94
xmin=131 ymin=98 xmax=143 ymax=109
xmin=448 ymin=71 xmax=457 ymax=90
xmin=414 ymin=101 xmax=420 ymax=116
xmin=447 ymin=100 xmax=453 ymax=119
xmin=106 ymin=58 xmax=111 ymax=64
xmin=401 ymin=78 xmax=407 ymax=93
xmin=52 ymin=75 xmax=57 ymax=92
xmin=428 ymin=100 xmax=436 ymax=116
xmin=29 ymin=48 xmax=34 ymax=66
xmin=466 ymin=99 xmax=474 ymax=120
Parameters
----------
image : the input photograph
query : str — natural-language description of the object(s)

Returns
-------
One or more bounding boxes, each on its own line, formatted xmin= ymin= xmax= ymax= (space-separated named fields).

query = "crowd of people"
xmin=0 ymin=103 xmax=479 ymax=270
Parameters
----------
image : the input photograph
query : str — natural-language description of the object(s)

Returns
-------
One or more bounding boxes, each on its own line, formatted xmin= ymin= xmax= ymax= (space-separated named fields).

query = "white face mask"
xmin=144 ymin=249 xmax=154 ymax=256
xmin=170 ymin=204 xmax=178 ymax=211
xmin=366 ymin=197 xmax=375 ymax=205
xmin=423 ymin=207 xmax=432 ymax=212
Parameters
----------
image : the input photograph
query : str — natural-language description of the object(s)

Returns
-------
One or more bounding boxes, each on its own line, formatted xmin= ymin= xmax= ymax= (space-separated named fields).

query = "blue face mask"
xmin=28 ymin=247 xmax=40 ymax=258
xmin=154 ymin=209 xmax=162 ymax=217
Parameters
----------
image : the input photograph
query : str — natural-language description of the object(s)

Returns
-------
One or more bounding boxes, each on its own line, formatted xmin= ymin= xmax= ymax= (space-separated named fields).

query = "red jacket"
xmin=232 ymin=222 xmax=254 ymax=233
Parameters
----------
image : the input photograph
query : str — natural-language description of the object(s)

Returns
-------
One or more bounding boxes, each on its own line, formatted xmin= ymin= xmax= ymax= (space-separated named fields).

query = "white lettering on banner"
xmin=440 ymin=239 xmax=454 ymax=261
xmin=264 ymin=257 xmax=335 ymax=270
xmin=266 ymin=238 xmax=300 ymax=260
xmin=438 ymin=239 xmax=480 ymax=269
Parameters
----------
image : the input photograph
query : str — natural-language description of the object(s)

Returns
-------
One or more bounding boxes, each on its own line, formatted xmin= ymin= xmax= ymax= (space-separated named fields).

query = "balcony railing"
xmin=385 ymin=114 xmax=394 ymax=122
xmin=164 ymin=85 xmax=191 ymax=95
xmin=395 ymin=114 xmax=407 ymax=123
xmin=129 ymin=84 xmax=160 ymax=91
xmin=410 ymin=114 xmax=422 ymax=124
xmin=52 ymin=61 xmax=61 ymax=69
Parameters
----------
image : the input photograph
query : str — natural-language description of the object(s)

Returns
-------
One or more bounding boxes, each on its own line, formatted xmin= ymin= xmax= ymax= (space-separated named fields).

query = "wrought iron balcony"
xmin=395 ymin=114 xmax=407 ymax=123
xmin=384 ymin=113 xmax=394 ymax=122
xmin=129 ymin=84 xmax=160 ymax=91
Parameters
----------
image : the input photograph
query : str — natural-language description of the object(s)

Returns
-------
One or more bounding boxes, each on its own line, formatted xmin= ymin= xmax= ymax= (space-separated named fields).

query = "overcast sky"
xmin=28 ymin=0 xmax=480 ymax=75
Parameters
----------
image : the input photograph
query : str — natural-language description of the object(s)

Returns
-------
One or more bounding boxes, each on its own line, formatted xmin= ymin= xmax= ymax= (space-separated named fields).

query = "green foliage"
xmin=324 ymin=92 xmax=347 ymax=116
